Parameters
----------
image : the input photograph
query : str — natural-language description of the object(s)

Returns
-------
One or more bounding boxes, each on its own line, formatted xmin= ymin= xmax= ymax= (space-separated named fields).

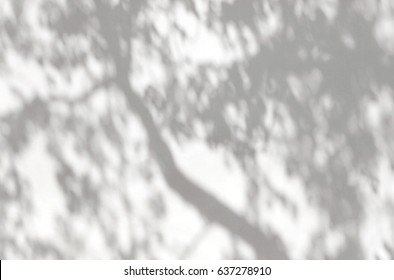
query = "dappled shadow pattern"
xmin=1 ymin=0 xmax=394 ymax=259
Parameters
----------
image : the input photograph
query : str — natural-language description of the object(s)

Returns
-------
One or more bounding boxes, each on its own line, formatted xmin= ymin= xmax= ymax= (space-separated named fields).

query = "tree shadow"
xmin=1 ymin=0 xmax=394 ymax=259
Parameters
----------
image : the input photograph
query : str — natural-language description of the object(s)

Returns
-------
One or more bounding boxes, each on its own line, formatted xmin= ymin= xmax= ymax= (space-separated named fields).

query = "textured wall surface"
xmin=1 ymin=0 xmax=394 ymax=259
